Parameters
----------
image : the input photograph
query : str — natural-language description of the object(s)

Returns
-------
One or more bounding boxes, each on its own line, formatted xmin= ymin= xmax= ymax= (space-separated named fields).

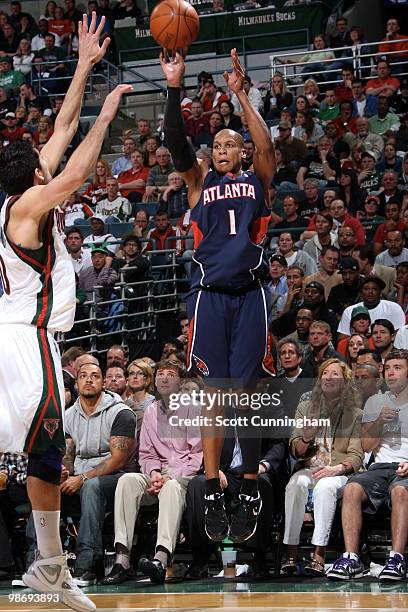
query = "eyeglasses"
xmin=128 ymin=371 xmax=145 ymax=378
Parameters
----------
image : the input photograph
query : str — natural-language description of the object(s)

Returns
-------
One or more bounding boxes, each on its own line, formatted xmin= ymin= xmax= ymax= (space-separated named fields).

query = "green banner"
xmin=117 ymin=3 xmax=327 ymax=62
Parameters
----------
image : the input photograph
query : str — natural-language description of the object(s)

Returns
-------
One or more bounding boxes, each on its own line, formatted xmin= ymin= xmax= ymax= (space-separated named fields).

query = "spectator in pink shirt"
xmin=103 ymin=360 xmax=203 ymax=586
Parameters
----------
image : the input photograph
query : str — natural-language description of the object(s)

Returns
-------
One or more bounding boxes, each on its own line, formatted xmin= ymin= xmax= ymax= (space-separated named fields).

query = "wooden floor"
xmin=2 ymin=590 xmax=408 ymax=611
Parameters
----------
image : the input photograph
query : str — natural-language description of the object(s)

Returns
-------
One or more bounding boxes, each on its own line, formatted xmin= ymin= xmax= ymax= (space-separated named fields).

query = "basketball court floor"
xmin=1 ymin=577 xmax=408 ymax=611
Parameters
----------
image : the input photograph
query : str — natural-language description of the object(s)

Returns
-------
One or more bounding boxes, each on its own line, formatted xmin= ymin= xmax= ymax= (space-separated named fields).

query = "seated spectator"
xmin=328 ymin=15 xmax=351 ymax=56
xmin=281 ymin=34 xmax=336 ymax=82
xmin=305 ymin=245 xmax=342 ymax=300
xmin=337 ymin=167 xmax=364 ymax=214
xmin=65 ymin=226 xmax=93 ymax=274
xmin=272 ymin=196 xmax=308 ymax=243
xmin=104 ymin=362 xmax=128 ymax=399
xmin=282 ymin=358 xmax=363 ymax=576
xmin=303 ymin=214 xmax=338 ymax=263
xmin=41 ymin=0 xmax=57 ymax=20
xmin=297 ymin=136 xmax=339 ymax=189
xmin=12 ymin=38 xmax=34 ymax=75
xmin=143 ymin=147 xmax=175 ymax=202
xmin=112 ymin=137 xmax=136 ymax=176
xmin=366 ymin=60 xmax=400 ymax=99
xmin=391 ymin=261 xmax=408 ymax=316
xmin=337 ymin=276 xmax=405 ymax=339
xmin=378 ymin=17 xmax=408 ymax=62
xmin=376 ymin=141 xmax=403 ymax=174
xmin=62 ymin=193 xmax=93 ymax=227
xmin=394 ymin=323 xmax=408 ymax=349
xmin=344 ymin=117 xmax=384 ymax=161
xmin=276 ymin=119 xmax=307 ymax=164
xmin=293 ymin=110 xmax=324 ymax=148
xmin=184 ymin=98 xmax=208 ymax=147
xmin=0 ymin=111 xmax=26 ymax=143
xmin=353 ymin=244 xmax=396 ymax=296
xmin=371 ymin=319 xmax=396 ymax=363
xmin=358 ymin=195 xmax=385 ymax=244
xmin=34 ymin=32 xmax=68 ymax=94
xmin=128 ymin=117 xmax=152 ymax=151
xmin=112 ymin=0 xmax=142 ymax=21
xmin=285 ymin=306 xmax=313 ymax=353
xmin=327 ymin=257 xmax=362 ymax=319
xmin=298 ymin=178 xmax=323 ymax=220
xmin=329 ymin=199 xmax=365 ymax=245
xmin=328 ymin=350 xmax=408 ymax=583
xmin=336 ymin=305 xmax=373 ymax=353
xmin=267 ymin=254 xmax=288 ymax=320
xmin=295 ymin=94 xmax=311 ymax=114
xmin=393 ymin=78 xmax=408 ymax=118
xmin=218 ymin=99 xmax=241 ymax=131
xmin=338 ymin=225 xmax=358 ymax=259
xmin=318 ymin=89 xmax=340 ymax=123
xmin=83 ymin=217 xmax=117 ymax=254
xmin=113 ymin=234 xmax=150 ymax=290
xmin=31 ymin=17 xmax=61 ymax=51
xmin=351 ymin=79 xmax=378 ymax=118
xmin=344 ymin=333 xmax=370 ymax=371
xmin=373 ymin=201 xmax=404 ymax=253
xmin=369 ymin=96 xmax=400 ymax=137
xmin=264 ymin=72 xmax=293 ymax=119
xmin=106 ymin=345 xmax=128 ymax=369
xmin=18 ymin=13 xmax=39 ymax=42
xmin=0 ymin=452 xmax=28 ymax=575
xmin=18 ymin=82 xmax=52 ymax=114
xmin=102 ymin=361 xmax=202 ymax=585
xmin=145 ymin=211 xmax=181 ymax=252
xmin=378 ymin=170 xmax=404 ymax=216
xmin=242 ymin=139 xmax=254 ymax=171
xmin=276 ymin=232 xmax=317 ymax=277
xmin=333 ymin=101 xmax=358 ymax=136
xmin=194 ymin=110 xmax=223 ymax=149
xmin=302 ymin=319 xmax=345 ymax=377
xmin=0 ymin=22 xmax=20 ymax=56
xmin=0 ymin=86 xmax=16 ymax=122
xmin=15 ymin=104 xmax=26 ymax=126
xmin=159 ymin=171 xmax=188 ymax=219
xmin=230 ymin=73 xmax=263 ymax=115
xmin=83 ymin=158 xmax=112 ymax=205
xmin=358 ymin=153 xmax=382 ymax=193
xmin=334 ymin=66 xmax=354 ymax=104
xmin=65 ymin=0 xmax=83 ymax=23
xmin=198 ymin=77 xmax=228 ymax=115
xmin=131 ymin=208 xmax=149 ymax=241
xmin=117 ymin=149 xmax=149 ymax=204
xmin=33 ymin=115 xmax=53 ymax=150
xmin=48 ymin=5 xmax=72 ymax=43
xmin=95 ymin=177 xmax=132 ymax=221
xmin=375 ymin=229 xmax=408 ymax=268
xmin=302 ymin=79 xmax=321 ymax=113
xmin=143 ymin=135 xmax=160 ymax=168
xmin=0 ymin=57 xmax=24 ymax=95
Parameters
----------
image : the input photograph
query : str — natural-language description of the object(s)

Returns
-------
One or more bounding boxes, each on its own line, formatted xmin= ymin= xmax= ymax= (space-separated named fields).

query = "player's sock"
xmin=240 ymin=478 xmax=258 ymax=498
xmin=32 ymin=510 xmax=63 ymax=559
xmin=205 ymin=478 xmax=222 ymax=496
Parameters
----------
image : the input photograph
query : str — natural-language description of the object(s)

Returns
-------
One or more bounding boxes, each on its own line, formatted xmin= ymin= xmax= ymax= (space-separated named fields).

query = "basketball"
xmin=149 ymin=0 xmax=200 ymax=50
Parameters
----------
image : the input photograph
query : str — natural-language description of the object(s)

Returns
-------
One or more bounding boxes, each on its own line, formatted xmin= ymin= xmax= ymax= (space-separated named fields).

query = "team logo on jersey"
xmin=192 ymin=355 xmax=209 ymax=376
xmin=43 ymin=419 xmax=60 ymax=439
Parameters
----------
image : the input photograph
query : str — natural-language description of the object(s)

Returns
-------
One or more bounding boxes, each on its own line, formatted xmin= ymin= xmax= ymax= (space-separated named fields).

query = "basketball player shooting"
xmin=0 ymin=14 xmax=132 ymax=612
xmin=161 ymin=49 xmax=276 ymax=544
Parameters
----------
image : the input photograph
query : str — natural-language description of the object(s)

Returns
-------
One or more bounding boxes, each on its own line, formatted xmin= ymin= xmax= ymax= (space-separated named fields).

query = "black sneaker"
xmin=204 ymin=492 xmax=229 ymax=542
xmin=229 ymin=492 xmax=262 ymax=544
xmin=73 ymin=568 xmax=97 ymax=586
xmin=378 ymin=553 xmax=406 ymax=582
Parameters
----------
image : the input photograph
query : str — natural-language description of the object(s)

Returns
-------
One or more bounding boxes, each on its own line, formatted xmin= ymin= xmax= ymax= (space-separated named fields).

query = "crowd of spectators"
xmin=1 ymin=2 xmax=408 ymax=589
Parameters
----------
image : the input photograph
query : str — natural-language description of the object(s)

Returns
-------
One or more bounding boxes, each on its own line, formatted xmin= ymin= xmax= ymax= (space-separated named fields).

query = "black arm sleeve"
xmin=164 ymin=86 xmax=197 ymax=173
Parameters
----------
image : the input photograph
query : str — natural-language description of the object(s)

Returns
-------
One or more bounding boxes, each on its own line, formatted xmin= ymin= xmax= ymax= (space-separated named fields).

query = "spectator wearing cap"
xmin=83 ymin=217 xmax=117 ymax=255
xmin=276 ymin=232 xmax=317 ymax=278
xmin=352 ymin=245 xmax=396 ymax=297
xmin=371 ymin=319 xmax=396 ymax=363
xmin=230 ymin=73 xmax=263 ymax=115
xmin=113 ymin=235 xmax=150 ymax=287
xmin=95 ymin=177 xmax=132 ymax=222
xmin=327 ymin=257 xmax=362 ymax=319
xmin=268 ymin=255 xmax=288 ymax=321
xmin=305 ymin=246 xmax=341 ymax=300
xmin=303 ymin=213 xmax=338 ymax=263
xmin=275 ymin=121 xmax=307 ymax=164
xmin=78 ymin=245 xmax=118 ymax=303
xmin=336 ymin=305 xmax=375 ymax=355
xmin=301 ymin=320 xmax=345 ymax=377
xmin=329 ymin=199 xmax=365 ymax=245
xmin=375 ymin=229 xmax=408 ymax=268
xmin=0 ymin=57 xmax=24 ymax=95
xmin=337 ymin=276 xmax=406 ymax=340
xmin=0 ymin=111 xmax=26 ymax=143
xmin=373 ymin=201 xmax=404 ymax=254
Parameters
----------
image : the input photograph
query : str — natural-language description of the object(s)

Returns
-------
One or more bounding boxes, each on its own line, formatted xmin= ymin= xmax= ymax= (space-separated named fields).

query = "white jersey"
xmin=0 ymin=195 xmax=76 ymax=333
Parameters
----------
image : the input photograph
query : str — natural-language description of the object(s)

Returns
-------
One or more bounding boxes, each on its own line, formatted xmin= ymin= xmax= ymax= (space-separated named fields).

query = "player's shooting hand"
xmin=223 ymin=48 xmax=245 ymax=94
xmin=100 ymin=84 xmax=134 ymax=124
xmin=78 ymin=11 xmax=111 ymax=66
xmin=159 ymin=50 xmax=185 ymax=87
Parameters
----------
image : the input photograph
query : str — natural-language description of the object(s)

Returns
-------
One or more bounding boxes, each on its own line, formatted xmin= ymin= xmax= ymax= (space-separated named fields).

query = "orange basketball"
xmin=149 ymin=0 xmax=200 ymax=50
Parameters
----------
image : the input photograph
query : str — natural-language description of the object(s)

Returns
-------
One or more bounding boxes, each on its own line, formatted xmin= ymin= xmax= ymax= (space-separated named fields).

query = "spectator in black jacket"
xmin=113 ymin=235 xmax=150 ymax=314
xmin=327 ymin=256 xmax=362 ymax=319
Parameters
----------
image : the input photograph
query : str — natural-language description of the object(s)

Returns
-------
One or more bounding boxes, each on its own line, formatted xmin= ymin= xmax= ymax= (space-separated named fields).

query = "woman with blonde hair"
xmin=126 ymin=359 xmax=155 ymax=404
xmin=83 ymin=158 xmax=112 ymax=204
xmin=13 ymin=39 xmax=35 ymax=75
xmin=303 ymin=79 xmax=321 ymax=111
xmin=282 ymin=358 xmax=363 ymax=577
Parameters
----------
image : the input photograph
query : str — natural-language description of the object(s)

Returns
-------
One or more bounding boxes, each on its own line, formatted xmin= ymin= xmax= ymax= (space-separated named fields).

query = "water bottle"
xmin=221 ymin=537 xmax=236 ymax=577
xmin=384 ymin=408 xmax=401 ymax=448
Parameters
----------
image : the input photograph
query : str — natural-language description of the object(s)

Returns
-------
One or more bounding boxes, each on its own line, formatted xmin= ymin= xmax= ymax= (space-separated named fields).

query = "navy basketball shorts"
xmin=186 ymin=285 xmax=270 ymax=385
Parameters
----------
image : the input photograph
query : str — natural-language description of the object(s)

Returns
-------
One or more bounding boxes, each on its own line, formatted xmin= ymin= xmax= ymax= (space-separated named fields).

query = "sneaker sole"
xmin=204 ymin=523 xmax=229 ymax=542
xmin=378 ymin=574 xmax=405 ymax=582
xmin=229 ymin=498 xmax=262 ymax=544
xmin=327 ymin=571 xmax=364 ymax=581
xmin=73 ymin=578 xmax=97 ymax=587
xmin=23 ymin=572 xmax=96 ymax=612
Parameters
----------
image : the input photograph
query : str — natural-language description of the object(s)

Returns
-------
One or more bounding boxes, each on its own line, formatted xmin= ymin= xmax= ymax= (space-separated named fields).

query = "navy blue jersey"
xmin=190 ymin=170 xmax=271 ymax=292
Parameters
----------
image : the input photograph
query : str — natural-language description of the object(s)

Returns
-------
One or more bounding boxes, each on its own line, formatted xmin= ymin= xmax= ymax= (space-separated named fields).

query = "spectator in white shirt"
xmin=231 ymin=74 xmax=263 ymax=115
xmin=375 ymin=230 xmax=408 ymax=268
xmin=65 ymin=227 xmax=92 ymax=275
xmin=31 ymin=18 xmax=61 ymax=52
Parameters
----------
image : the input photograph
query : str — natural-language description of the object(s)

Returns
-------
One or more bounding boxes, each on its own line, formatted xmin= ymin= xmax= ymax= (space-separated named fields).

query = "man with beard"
xmin=338 ymin=226 xmax=357 ymax=259
xmin=327 ymin=257 xmax=361 ymax=318
xmin=286 ymin=308 xmax=314 ymax=353
xmin=371 ymin=319 xmax=396 ymax=363
xmin=354 ymin=364 xmax=381 ymax=404
xmin=281 ymin=266 xmax=305 ymax=314
xmin=338 ymin=277 xmax=405 ymax=340
xmin=375 ymin=230 xmax=408 ymax=268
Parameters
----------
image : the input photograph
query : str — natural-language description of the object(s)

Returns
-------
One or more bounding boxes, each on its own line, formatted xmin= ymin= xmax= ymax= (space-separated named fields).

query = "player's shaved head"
xmin=214 ymin=129 xmax=244 ymax=148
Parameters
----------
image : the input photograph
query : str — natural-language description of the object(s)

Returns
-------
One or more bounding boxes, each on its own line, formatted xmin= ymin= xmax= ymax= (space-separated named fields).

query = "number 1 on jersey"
xmin=228 ymin=209 xmax=237 ymax=235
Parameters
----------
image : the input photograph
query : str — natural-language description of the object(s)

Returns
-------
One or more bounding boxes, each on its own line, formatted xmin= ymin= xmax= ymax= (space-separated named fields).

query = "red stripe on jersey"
xmin=191 ymin=220 xmax=204 ymax=249
xmin=250 ymin=214 xmax=270 ymax=245
xmin=262 ymin=332 xmax=276 ymax=376
xmin=36 ymin=216 xmax=54 ymax=327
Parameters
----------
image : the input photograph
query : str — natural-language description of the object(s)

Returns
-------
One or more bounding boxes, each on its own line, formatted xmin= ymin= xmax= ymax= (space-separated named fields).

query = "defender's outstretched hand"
xmin=223 ymin=48 xmax=245 ymax=94
xmin=160 ymin=50 xmax=185 ymax=87
xmin=100 ymin=84 xmax=134 ymax=123
xmin=78 ymin=11 xmax=111 ymax=66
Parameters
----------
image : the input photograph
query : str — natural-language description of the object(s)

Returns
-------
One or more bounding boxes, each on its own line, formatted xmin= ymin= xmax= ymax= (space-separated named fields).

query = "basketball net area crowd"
xmin=2 ymin=1 xmax=408 ymax=589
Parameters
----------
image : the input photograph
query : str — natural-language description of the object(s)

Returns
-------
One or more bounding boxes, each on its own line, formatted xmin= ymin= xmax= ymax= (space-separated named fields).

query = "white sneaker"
xmin=22 ymin=552 xmax=96 ymax=612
